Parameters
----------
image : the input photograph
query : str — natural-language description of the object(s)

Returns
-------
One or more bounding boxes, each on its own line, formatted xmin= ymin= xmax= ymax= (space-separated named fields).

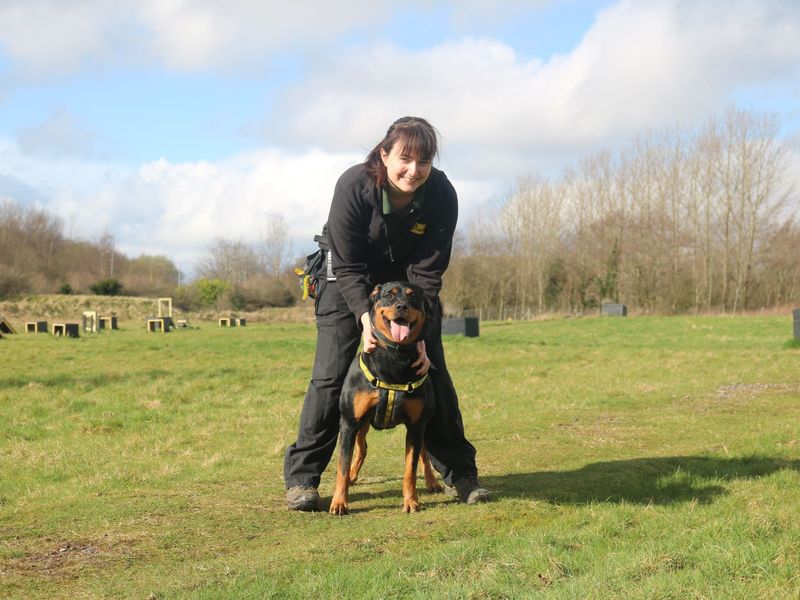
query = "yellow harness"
xmin=358 ymin=353 xmax=429 ymax=429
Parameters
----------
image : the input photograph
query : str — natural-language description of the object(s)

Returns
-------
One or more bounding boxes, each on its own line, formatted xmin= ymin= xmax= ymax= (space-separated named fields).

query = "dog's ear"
xmin=369 ymin=284 xmax=382 ymax=305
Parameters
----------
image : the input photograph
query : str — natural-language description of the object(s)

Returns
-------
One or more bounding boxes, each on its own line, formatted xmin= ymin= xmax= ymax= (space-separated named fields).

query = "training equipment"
xmin=53 ymin=323 xmax=80 ymax=337
xmin=0 ymin=317 xmax=16 ymax=334
xmin=99 ymin=316 xmax=118 ymax=330
xmin=147 ymin=318 xmax=170 ymax=333
xmin=602 ymin=303 xmax=628 ymax=317
xmin=218 ymin=317 xmax=246 ymax=327
xmin=26 ymin=321 xmax=48 ymax=333
xmin=146 ymin=298 xmax=175 ymax=332
xmin=442 ymin=317 xmax=480 ymax=337
xmin=82 ymin=311 xmax=98 ymax=333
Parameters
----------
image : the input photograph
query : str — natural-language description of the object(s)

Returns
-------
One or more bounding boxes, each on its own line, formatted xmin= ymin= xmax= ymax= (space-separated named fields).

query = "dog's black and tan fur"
xmin=329 ymin=281 xmax=441 ymax=514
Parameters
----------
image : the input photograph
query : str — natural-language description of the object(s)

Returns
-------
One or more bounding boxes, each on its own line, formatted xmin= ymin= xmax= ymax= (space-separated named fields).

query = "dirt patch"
xmin=3 ymin=537 xmax=135 ymax=579
xmin=715 ymin=383 xmax=800 ymax=400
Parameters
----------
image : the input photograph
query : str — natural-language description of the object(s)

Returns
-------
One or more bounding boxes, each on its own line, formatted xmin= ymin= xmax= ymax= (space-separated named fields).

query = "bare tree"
xmin=197 ymin=238 xmax=263 ymax=284
xmin=497 ymin=177 xmax=565 ymax=315
xmin=259 ymin=213 xmax=292 ymax=277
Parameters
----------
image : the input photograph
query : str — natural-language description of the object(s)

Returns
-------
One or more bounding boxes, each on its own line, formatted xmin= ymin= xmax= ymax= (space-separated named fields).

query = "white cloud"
xmin=138 ymin=0 xmax=390 ymax=71
xmin=0 ymin=1 xmax=131 ymax=75
xmin=0 ymin=136 xmax=330 ymax=262
xmin=562 ymin=0 xmax=800 ymax=135
xmin=266 ymin=0 xmax=800 ymax=179
xmin=50 ymin=148 xmax=360 ymax=270
xmin=0 ymin=0 xmax=390 ymax=75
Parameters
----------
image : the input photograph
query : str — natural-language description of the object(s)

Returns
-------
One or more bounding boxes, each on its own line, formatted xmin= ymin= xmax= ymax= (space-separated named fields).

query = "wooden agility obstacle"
xmin=147 ymin=318 xmax=170 ymax=333
xmin=53 ymin=323 xmax=80 ymax=337
xmin=158 ymin=298 xmax=172 ymax=318
xmin=156 ymin=298 xmax=174 ymax=330
xmin=218 ymin=317 xmax=245 ymax=327
xmin=82 ymin=311 xmax=99 ymax=333
xmin=99 ymin=316 xmax=118 ymax=330
xmin=0 ymin=317 xmax=16 ymax=334
xmin=26 ymin=321 xmax=48 ymax=333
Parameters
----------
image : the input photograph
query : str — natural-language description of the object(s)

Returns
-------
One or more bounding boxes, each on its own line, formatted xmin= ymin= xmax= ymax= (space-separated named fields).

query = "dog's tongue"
xmin=391 ymin=321 xmax=410 ymax=342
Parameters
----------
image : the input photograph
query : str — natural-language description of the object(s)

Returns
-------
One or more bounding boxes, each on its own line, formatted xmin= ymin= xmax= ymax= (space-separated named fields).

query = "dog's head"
xmin=369 ymin=281 xmax=428 ymax=346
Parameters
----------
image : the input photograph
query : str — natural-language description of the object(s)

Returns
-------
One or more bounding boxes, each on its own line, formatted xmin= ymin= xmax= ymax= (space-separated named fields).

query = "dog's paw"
xmin=426 ymin=481 xmax=443 ymax=494
xmin=402 ymin=497 xmax=420 ymax=513
xmin=329 ymin=497 xmax=350 ymax=515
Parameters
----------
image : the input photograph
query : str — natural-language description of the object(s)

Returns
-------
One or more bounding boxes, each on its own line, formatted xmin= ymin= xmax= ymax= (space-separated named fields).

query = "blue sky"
xmin=0 ymin=0 xmax=798 ymax=274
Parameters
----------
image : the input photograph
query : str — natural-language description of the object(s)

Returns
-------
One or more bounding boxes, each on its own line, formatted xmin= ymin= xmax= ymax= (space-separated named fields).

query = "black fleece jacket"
xmin=326 ymin=163 xmax=458 ymax=321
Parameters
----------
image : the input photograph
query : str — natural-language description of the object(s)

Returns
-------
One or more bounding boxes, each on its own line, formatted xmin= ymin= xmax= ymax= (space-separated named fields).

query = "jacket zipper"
xmin=383 ymin=221 xmax=395 ymax=263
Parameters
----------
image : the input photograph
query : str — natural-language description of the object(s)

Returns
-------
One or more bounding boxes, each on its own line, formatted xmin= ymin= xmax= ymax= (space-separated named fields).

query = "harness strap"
xmin=378 ymin=389 xmax=398 ymax=429
xmin=359 ymin=353 xmax=428 ymax=429
xmin=358 ymin=353 xmax=428 ymax=393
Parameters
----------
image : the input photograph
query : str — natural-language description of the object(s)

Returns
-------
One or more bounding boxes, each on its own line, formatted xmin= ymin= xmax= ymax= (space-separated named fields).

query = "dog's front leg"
xmin=420 ymin=445 xmax=443 ymax=493
xmin=402 ymin=427 xmax=424 ymax=513
xmin=349 ymin=421 xmax=371 ymax=484
xmin=330 ymin=422 xmax=358 ymax=515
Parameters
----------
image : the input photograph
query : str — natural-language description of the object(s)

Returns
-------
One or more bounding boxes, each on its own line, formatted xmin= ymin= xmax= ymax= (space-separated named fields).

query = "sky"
xmin=1 ymin=0 xmax=799 ymax=277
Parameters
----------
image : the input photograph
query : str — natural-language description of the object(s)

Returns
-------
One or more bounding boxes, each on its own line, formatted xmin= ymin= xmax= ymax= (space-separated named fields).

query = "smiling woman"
xmin=283 ymin=116 xmax=489 ymax=511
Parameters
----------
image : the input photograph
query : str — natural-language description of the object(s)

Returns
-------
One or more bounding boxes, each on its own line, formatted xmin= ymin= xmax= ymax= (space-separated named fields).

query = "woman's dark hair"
xmin=365 ymin=117 xmax=439 ymax=187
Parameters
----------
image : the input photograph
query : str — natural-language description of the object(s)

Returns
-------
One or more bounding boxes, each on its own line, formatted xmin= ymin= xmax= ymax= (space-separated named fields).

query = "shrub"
xmin=195 ymin=278 xmax=230 ymax=308
xmin=90 ymin=278 xmax=123 ymax=296
xmin=59 ymin=282 xmax=74 ymax=295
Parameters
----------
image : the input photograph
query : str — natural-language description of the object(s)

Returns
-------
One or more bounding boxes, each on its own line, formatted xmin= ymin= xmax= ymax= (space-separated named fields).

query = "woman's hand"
xmin=412 ymin=340 xmax=431 ymax=376
xmin=359 ymin=312 xmax=378 ymax=353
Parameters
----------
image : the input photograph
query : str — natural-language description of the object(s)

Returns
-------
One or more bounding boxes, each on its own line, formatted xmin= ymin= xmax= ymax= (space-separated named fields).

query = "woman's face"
xmin=380 ymin=143 xmax=432 ymax=197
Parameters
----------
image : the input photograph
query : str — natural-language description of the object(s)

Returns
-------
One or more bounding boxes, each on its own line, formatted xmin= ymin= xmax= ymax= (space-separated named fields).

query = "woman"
xmin=284 ymin=116 xmax=489 ymax=511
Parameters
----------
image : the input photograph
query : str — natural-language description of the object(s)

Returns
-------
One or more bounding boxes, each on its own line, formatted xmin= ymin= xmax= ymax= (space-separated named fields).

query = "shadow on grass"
xmin=484 ymin=455 xmax=800 ymax=505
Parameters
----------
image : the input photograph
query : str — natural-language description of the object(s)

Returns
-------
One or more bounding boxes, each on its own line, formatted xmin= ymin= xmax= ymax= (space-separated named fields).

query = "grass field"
xmin=2 ymin=315 xmax=799 ymax=599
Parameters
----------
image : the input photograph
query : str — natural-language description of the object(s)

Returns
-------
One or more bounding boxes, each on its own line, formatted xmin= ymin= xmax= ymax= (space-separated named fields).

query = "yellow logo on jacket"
xmin=410 ymin=222 xmax=426 ymax=235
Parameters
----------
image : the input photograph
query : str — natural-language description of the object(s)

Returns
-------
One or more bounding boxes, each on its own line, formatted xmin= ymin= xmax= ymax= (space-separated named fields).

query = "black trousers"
xmin=283 ymin=280 xmax=478 ymax=489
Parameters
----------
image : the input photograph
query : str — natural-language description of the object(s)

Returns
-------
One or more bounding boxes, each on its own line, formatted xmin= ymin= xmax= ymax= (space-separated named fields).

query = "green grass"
xmin=1 ymin=315 xmax=799 ymax=598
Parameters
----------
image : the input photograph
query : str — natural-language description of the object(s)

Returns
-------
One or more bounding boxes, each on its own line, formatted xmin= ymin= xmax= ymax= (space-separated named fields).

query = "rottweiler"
xmin=329 ymin=281 xmax=442 ymax=514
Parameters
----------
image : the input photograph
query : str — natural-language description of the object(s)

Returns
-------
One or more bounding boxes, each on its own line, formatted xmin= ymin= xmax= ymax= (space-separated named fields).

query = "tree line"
xmin=0 ymin=201 xmax=297 ymax=311
xmin=441 ymin=109 xmax=799 ymax=317
xmin=0 ymin=200 xmax=179 ymax=298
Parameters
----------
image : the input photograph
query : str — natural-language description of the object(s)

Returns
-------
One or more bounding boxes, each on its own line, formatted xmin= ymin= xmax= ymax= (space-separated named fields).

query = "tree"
xmin=197 ymin=238 xmax=263 ymax=284
xmin=122 ymin=254 xmax=180 ymax=296
xmin=259 ymin=213 xmax=292 ymax=277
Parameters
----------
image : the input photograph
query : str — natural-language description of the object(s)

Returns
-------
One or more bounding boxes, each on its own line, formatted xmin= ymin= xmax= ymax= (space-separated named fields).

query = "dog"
xmin=329 ymin=281 xmax=442 ymax=514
